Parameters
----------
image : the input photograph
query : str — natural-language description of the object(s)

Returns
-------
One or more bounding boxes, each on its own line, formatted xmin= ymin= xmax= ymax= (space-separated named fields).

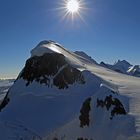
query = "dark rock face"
xmin=54 ymin=65 xmax=85 ymax=89
xmin=19 ymin=53 xmax=85 ymax=89
xmin=77 ymin=138 xmax=90 ymax=140
xmin=97 ymin=95 xmax=126 ymax=119
xmin=53 ymin=138 xmax=59 ymax=140
xmin=79 ymin=98 xmax=91 ymax=128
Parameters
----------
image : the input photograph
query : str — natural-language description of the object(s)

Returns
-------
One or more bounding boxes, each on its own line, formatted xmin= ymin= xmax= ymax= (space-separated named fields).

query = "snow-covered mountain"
xmin=0 ymin=40 xmax=140 ymax=140
xmin=128 ymin=65 xmax=140 ymax=77
xmin=100 ymin=60 xmax=132 ymax=74
xmin=100 ymin=60 xmax=140 ymax=77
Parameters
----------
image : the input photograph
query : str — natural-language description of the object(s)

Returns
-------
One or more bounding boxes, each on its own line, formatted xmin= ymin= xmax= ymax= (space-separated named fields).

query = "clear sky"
xmin=0 ymin=0 xmax=140 ymax=78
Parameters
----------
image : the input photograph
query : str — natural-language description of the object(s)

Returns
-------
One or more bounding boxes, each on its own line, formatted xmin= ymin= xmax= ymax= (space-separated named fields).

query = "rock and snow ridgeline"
xmin=0 ymin=40 xmax=140 ymax=140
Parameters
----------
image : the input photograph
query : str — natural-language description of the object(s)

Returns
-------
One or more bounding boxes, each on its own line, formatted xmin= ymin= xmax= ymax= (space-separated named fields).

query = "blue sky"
xmin=0 ymin=0 xmax=140 ymax=78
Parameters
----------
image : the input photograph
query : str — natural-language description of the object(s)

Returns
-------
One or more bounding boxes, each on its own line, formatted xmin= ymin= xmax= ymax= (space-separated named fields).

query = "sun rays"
xmin=54 ymin=0 xmax=87 ymax=23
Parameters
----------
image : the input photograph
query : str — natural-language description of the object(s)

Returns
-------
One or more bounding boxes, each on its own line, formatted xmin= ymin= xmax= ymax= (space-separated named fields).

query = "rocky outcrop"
xmin=97 ymin=95 xmax=126 ymax=119
xmin=77 ymin=138 xmax=91 ymax=140
xmin=79 ymin=97 xmax=91 ymax=128
xmin=19 ymin=53 xmax=85 ymax=89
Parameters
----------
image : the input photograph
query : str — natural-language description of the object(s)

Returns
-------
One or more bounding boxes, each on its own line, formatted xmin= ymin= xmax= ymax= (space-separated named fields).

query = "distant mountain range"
xmin=73 ymin=51 xmax=140 ymax=78
xmin=100 ymin=60 xmax=140 ymax=77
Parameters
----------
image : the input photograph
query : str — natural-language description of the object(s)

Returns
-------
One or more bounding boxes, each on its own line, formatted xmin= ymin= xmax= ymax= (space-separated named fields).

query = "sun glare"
xmin=55 ymin=0 xmax=86 ymax=22
xmin=67 ymin=0 xmax=79 ymax=13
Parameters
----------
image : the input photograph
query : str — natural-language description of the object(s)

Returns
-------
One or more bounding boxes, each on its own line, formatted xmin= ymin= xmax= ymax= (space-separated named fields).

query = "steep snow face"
xmin=74 ymin=51 xmax=97 ymax=64
xmin=0 ymin=40 xmax=140 ymax=140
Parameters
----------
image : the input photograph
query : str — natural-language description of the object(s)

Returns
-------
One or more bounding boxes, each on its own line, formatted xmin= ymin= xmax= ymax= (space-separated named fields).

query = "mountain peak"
xmin=0 ymin=40 xmax=140 ymax=139
xmin=31 ymin=40 xmax=64 ymax=57
xmin=114 ymin=60 xmax=132 ymax=66
xmin=74 ymin=51 xmax=97 ymax=64
xmin=36 ymin=40 xmax=50 ymax=46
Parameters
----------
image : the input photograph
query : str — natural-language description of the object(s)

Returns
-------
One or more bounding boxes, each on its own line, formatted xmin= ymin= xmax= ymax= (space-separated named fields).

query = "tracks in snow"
xmin=1 ymin=121 xmax=42 ymax=140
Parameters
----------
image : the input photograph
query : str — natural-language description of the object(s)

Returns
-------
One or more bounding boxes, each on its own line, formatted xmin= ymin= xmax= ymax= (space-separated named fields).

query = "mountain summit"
xmin=0 ymin=40 xmax=140 ymax=140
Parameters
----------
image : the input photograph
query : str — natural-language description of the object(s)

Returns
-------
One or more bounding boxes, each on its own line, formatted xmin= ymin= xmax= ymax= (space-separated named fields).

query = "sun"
xmin=66 ymin=0 xmax=80 ymax=13
xmin=64 ymin=0 xmax=85 ymax=21
xmin=54 ymin=0 xmax=86 ymax=22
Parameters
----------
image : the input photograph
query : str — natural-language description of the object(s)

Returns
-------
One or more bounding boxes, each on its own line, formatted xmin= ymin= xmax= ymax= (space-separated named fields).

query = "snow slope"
xmin=0 ymin=40 xmax=140 ymax=140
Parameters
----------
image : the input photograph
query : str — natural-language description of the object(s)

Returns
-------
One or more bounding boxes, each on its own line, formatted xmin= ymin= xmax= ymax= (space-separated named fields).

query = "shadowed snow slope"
xmin=0 ymin=40 xmax=140 ymax=140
